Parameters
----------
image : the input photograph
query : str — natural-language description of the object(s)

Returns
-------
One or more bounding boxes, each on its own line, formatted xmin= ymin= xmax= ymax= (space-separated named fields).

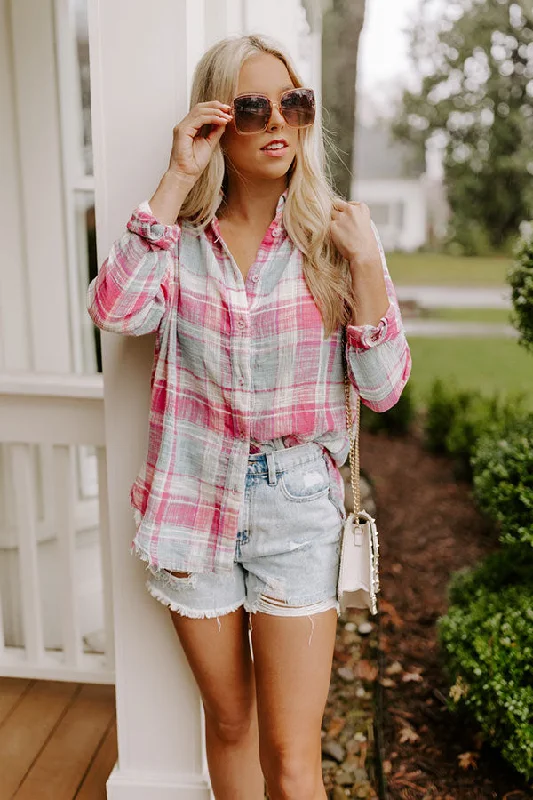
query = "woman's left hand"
xmin=329 ymin=199 xmax=381 ymax=270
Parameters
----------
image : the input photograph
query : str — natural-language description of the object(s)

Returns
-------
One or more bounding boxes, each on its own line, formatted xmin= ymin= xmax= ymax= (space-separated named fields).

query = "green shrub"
xmin=507 ymin=227 xmax=533 ymax=355
xmin=447 ymin=546 xmax=533 ymax=606
xmin=361 ymin=379 xmax=415 ymax=436
xmin=446 ymin=390 xmax=528 ymax=482
xmin=423 ymin=379 xmax=529 ymax=481
xmin=438 ymin=566 xmax=533 ymax=781
xmin=470 ymin=414 xmax=533 ymax=548
xmin=423 ymin=377 xmax=468 ymax=453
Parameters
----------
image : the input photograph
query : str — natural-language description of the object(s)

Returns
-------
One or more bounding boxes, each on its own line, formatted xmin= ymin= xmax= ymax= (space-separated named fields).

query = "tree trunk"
xmin=321 ymin=0 xmax=367 ymax=199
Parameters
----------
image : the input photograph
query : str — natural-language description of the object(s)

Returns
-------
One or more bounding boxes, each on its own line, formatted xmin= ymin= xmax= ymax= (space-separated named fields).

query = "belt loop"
xmin=266 ymin=452 xmax=277 ymax=485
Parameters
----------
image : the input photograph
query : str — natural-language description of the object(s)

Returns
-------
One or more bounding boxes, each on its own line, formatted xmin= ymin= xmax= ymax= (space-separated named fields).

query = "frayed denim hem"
xmin=244 ymin=595 xmax=341 ymax=646
xmin=144 ymin=579 xmax=246 ymax=632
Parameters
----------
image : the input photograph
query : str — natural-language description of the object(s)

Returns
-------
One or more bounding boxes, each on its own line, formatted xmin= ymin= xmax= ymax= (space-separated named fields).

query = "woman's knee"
xmin=204 ymin=700 xmax=256 ymax=745
xmin=260 ymin=744 xmax=321 ymax=798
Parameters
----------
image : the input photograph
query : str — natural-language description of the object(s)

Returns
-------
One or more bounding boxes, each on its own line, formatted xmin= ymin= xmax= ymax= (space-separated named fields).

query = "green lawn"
xmin=422 ymin=307 xmax=513 ymax=324
xmin=386 ymin=252 xmax=512 ymax=286
xmin=408 ymin=337 xmax=533 ymax=411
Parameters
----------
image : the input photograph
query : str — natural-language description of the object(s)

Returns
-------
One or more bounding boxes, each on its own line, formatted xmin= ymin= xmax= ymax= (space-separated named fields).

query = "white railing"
xmin=0 ymin=373 xmax=114 ymax=684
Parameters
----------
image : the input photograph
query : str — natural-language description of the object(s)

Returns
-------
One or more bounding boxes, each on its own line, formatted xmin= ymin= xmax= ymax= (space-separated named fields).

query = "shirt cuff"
xmin=126 ymin=200 xmax=181 ymax=250
xmin=346 ymin=299 xmax=402 ymax=351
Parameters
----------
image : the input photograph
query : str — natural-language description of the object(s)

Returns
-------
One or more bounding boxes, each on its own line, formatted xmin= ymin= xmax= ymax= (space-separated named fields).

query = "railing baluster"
xmin=53 ymin=444 xmax=82 ymax=668
xmin=11 ymin=443 xmax=44 ymax=664
xmin=96 ymin=446 xmax=115 ymax=672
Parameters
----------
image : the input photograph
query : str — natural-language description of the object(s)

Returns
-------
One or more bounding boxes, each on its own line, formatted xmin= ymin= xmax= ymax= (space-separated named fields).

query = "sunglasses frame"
xmin=230 ymin=87 xmax=315 ymax=134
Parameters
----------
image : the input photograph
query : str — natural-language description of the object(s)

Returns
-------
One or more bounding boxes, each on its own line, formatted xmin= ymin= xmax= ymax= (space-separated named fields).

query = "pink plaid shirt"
xmin=87 ymin=190 xmax=411 ymax=573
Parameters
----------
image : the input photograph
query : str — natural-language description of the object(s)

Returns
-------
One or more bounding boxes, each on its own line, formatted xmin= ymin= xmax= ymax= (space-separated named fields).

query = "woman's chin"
xmin=252 ymin=162 xmax=293 ymax=181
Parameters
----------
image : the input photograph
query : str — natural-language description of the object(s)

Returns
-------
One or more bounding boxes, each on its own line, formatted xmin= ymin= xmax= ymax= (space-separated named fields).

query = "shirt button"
xmin=240 ymin=432 xmax=246 ymax=440
xmin=251 ymin=275 xmax=259 ymax=283
xmin=237 ymin=317 xmax=246 ymax=328
xmin=239 ymin=376 xmax=245 ymax=384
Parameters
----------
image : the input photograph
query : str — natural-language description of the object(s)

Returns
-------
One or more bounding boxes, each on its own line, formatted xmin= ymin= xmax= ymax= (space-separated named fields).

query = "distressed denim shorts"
xmin=144 ymin=442 xmax=346 ymax=641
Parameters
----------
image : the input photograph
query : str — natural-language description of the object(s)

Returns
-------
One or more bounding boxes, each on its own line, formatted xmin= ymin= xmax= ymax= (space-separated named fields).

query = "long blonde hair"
xmin=180 ymin=33 xmax=357 ymax=338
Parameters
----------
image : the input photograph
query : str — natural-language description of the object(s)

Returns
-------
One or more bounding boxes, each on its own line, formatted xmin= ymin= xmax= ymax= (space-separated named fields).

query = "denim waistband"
xmin=247 ymin=441 xmax=325 ymax=476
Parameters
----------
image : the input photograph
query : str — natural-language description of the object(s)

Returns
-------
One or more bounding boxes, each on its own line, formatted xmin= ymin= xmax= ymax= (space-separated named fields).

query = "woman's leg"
xmin=168 ymin=602 xmax=265 ymax=800
xmin=250 ymin=605 xmax=338 ymax=800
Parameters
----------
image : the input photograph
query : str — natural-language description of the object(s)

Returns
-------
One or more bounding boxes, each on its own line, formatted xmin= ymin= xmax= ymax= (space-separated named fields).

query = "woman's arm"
xmin=345 ymin=221 xmax=412 ymax=413
xmin=87 ymin=204 xmax=178 ymax=336
xmin=87 ymin=100 xmax=232 ymax=336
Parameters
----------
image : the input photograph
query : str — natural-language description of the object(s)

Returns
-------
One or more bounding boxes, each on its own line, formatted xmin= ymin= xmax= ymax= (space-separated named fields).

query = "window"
xmin=55 ymin=0 xmax=99 ymax=499
xmin=56 ymin=0 xmax=100 ymax=376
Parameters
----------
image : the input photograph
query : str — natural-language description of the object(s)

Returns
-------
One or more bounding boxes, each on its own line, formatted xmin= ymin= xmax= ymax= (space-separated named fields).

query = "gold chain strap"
xmin=344 ymin=371 xmax=361 ymax=514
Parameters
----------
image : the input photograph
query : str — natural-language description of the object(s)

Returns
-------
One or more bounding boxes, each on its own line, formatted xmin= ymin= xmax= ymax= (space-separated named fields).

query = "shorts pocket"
xmin=279 ymin=458 xmax=330 ymax=502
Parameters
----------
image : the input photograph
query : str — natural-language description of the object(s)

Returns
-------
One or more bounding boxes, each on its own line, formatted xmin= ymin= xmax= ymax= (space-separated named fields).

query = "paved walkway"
xmin=404 ymin=320 xmax=518 ymax=338
xmin=396 ymin=285 xmax=511 ymax=309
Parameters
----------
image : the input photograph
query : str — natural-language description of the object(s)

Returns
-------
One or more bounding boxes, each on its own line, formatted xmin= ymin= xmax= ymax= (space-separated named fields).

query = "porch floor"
xmin=0 ymin=676 xmax=117 ymax=799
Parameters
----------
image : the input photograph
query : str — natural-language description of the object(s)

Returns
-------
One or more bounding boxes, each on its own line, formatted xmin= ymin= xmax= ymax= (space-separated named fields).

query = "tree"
xmin=322 ymin=0 xmax=367 ymax=200
xmin=393 ymin=0 xmax=533 ymax=253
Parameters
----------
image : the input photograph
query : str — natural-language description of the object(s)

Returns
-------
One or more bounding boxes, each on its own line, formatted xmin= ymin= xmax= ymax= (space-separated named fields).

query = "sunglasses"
xmin=230 ymin=87 xmax=315 ymax=134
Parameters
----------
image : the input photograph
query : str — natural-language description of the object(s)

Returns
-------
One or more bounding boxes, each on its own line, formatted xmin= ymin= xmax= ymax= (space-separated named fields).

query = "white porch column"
xmin=87 ymin=1 xmax=215 ymax=797
xmin=204 ymin=0 xmax=243 ymax=48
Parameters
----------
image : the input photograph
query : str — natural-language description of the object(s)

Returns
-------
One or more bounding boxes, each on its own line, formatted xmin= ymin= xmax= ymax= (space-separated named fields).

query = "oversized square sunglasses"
xmin=230 ymin=87 xmax=315 ymax=134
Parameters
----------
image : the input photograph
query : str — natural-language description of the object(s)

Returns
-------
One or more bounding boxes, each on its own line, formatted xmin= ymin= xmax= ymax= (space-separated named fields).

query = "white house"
xmin=352 ymin=122 xmax=428 ymax=252
xmin=0 ymin=0 xmax=331 ymax=796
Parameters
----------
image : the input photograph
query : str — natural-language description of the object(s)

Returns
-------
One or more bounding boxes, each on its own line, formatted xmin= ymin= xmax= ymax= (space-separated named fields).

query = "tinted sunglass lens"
xmin=281 ymin=89 xmax=315 ymax=127
xmin=234 ymin=95 xmax=271 ymax=132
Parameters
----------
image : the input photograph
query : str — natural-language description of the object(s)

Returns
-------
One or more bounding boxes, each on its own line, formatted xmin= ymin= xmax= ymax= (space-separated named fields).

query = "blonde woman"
xmin=87 ymin=33 xmax=411 ymax=800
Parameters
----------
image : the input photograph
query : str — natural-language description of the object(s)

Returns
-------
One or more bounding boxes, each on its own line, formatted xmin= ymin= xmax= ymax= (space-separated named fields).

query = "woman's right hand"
xmin=167 ymin=101 xmax=233 ymax=185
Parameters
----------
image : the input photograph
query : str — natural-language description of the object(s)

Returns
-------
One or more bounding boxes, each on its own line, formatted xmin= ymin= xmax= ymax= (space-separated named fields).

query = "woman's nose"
xmin=268 ymin=103 xmax=285 ymax=130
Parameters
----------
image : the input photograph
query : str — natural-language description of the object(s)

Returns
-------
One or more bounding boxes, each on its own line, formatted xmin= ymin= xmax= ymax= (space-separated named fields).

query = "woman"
xmin=87 ymin=32 xmax=411 ymax=800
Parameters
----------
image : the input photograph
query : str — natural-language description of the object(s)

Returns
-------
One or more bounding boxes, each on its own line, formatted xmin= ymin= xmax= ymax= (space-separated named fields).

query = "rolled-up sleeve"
xmin=345 ymin=221 xmax=412 ymax=412
xmin=86 ymin=201 xmax=180 ymax=336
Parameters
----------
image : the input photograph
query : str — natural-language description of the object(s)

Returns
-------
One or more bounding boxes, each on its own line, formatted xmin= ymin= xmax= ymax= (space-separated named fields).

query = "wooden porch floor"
xmin=0 ymin=677 xmax=117 ymax=799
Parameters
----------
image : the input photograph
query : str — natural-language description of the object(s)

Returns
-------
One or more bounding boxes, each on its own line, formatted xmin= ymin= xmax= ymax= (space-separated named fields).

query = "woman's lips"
xmin=260 ymin=145 xmax=290 ymax=157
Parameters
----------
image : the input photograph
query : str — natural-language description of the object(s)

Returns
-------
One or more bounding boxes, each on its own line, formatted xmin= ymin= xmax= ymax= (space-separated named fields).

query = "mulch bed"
xmin=357 ymin=420 xmax=533 ymax=800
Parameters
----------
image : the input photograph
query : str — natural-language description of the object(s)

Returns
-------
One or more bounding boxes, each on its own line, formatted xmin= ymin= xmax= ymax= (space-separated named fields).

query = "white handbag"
xmin=337 ymin=372 xmax=380 ymax=615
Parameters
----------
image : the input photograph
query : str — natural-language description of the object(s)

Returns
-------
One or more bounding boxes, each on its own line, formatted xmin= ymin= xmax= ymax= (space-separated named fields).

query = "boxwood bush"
xmin=471 ymin=414 xmax=533 ymax=548
xmin=436 ymin=224 xmax=533 ymax=783
xmin=507 ymin=227 xmax=533 ymax=355
xmin=423 ymin=377 xmax=470 ymax=453
xmin=423 ymin=378 xmax=528 ymax=481
xmin=438 ymin=551 xmax=533 ymax=780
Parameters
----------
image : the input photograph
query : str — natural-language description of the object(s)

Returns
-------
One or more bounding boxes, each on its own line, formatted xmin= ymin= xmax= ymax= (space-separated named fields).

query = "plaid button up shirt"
xmin=87 ymin=190 xmax=411 ymax=574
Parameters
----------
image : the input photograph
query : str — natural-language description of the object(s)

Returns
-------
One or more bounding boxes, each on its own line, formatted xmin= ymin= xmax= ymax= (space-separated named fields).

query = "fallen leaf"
xmin=328 ymin=716 xmax=346 ymax=737
xmin=385 ymin=660 xmax=403 ymax=675
xmin=382 ymin=760 xmax=393 ymax=774
xmin=379 ymin=599 xmax=404 ymax=628
xmin=402 ymin=670 xmax=424 ymax=683
xmin=355 ymin=659 xmax=378 ymax=682
xmin=399 ymin=725 xmax=419 ymax=744
xmin=449 ymin=675 xmax=468 ymax=701
xmin=379 ymin=677 xmax=396 ymax=688
xmin=458 ymin=751 xmax=478 ymax=770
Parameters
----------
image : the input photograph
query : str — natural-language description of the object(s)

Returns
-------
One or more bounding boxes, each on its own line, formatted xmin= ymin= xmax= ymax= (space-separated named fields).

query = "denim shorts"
xmin=144 ymin=442 xmax=346 ymax=642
